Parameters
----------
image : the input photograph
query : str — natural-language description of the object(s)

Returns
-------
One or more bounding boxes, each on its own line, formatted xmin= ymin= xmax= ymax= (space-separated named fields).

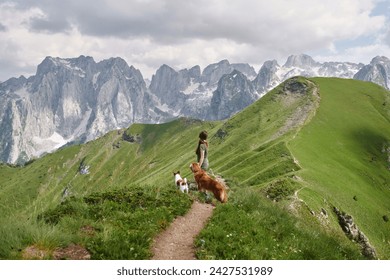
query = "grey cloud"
xmin=28 ymin=17 xmax=71 ymax=34
xmin=0 ymin=23 xmax=7 ymax=32
xmin=7 ymin=0 xmax=385 ymax=50
xmin=8 ymin=0 xmax=285 ymax=45
xmin=10 ymin=0 xmax=79 ymax=33
xmin=0 ymin=57 xmax=35 ymax=82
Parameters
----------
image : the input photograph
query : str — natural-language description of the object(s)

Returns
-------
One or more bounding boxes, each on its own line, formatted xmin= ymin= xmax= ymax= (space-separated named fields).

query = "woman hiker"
xmin=195 ymin=130 xmax=209 ymax=171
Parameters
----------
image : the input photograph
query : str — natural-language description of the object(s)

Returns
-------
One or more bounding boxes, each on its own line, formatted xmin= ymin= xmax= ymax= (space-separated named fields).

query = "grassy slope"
xmin=195 ymin=77 xmax=365 ymax=259
xmin=289 ymin=78 xmax=390 ymax=258
xmin=0 ymin=119 xmax=218 ymax=259
xmin=0 ymin=77 xmax=388 ymax=259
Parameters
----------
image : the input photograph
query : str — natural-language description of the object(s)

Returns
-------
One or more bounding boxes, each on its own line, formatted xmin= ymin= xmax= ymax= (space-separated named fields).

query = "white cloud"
xmin=0 ymin=0 xmax=388 ymax=81
xmin=316 ymin=43 xmax=390 ymax=65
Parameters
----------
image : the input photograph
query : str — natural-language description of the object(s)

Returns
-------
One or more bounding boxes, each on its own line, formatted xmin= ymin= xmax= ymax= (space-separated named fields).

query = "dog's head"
xmin=173 ymin=171 xmax=180 ymax=176
xmin=189 ymin=162 xmax=202 ymax=173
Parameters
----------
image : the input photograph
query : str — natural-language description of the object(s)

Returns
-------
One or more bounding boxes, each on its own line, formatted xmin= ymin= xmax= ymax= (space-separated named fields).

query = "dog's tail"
xmin=215 ymin=176 xmax=228 ymax=203
xmin=220 ymin=189 xmax=228 ymax=203
xmin=183 ymin=178 xmax=187 ymax=184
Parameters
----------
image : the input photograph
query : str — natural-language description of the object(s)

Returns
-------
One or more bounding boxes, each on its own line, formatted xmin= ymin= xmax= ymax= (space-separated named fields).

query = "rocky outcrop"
xmin=333 ymin=207 xmax=377 ymax=259
xmin=382 ymin=142 xmax=390 ymax=170
xmin=122 ymin=132 xmax=142 ymax=144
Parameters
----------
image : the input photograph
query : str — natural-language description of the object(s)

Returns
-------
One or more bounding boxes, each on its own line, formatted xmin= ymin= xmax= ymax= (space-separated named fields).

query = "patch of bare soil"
xmin=151 ymin=200 xmax=214 ymax=260
xmin=22 ymin=244 xmax=91 ymax=260
xmin=22 ymin=245 xmax=50 ymax=260
xmin=80 ymin=225 xmax=96 ymax=237
xmin=53 ymin=244 xmax=91 ymax=260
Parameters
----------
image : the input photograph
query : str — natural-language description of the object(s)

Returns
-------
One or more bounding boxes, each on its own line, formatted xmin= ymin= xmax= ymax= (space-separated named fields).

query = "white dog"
xmin=173 ymin=171 xmax=189 ymax=193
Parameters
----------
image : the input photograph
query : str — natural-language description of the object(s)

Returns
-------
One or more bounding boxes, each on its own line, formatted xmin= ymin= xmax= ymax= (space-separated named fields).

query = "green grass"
xmin=195 ymin=188 xmax=363 ymax=260
xmin=1 ymin=185 xmax=192 ymax=259
xmin=0 ymin=76 xmax=389 ymax=259
xmin=289 ymin=78 xmax=390 ymax=258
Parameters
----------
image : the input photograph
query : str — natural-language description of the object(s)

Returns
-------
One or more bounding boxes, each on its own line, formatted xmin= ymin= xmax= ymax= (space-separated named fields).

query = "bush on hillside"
xmin=264 ymin=178 xmax=298 ymax=202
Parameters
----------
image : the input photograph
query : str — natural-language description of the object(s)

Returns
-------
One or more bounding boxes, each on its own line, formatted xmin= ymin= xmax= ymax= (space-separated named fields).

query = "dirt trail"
xmin=151 ymin=200 xmax=214 ymax=260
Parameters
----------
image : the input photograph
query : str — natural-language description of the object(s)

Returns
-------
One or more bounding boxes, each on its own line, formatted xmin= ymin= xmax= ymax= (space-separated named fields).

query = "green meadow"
xmin=0 ymin=77 xmax=389 ymax=259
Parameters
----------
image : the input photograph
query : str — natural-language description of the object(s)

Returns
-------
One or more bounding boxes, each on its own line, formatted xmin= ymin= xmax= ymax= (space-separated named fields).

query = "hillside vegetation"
xmin=0 ymin=77 xmax=389 ymax=259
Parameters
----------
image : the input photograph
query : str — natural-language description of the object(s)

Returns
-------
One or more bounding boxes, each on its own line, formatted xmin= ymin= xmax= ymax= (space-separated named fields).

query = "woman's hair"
xmin=196 ymin=130 xmax=208 ymax=155
xmin=199 ymin=130 xmax=208 ymax=141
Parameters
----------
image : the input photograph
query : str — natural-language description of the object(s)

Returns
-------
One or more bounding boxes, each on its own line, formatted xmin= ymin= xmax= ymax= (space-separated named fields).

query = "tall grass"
xmin=195 ymin=188 xmax=363 ymax=260
xmin=1 ymin=184 xmax=192 ymax=259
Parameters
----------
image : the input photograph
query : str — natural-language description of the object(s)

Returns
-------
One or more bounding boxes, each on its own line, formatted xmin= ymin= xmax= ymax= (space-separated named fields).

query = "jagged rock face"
xmin=149 ymin=59 xmax=257 ymax=120
xmin=253 ymin=60 xmax=280 ymax=93
xmin=210 ymin=70 xmax=258 ymax=120
xmin=200 ymin=60 xmax=256 ymax=86
xmin=231 ymin=63 xmax=257 ymax=80
xmin=149 ymin=64 xmax=189 ymax=108
xmin=354 ymin=56 xmax=390 ymax=89
xmin=200 ymin=59 xmax=233 ymax=86
xmin=0 ymin=56 xmax=163 ymax=163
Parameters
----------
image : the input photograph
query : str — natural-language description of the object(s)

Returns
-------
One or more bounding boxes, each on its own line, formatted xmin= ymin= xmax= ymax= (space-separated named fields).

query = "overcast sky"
xmin=0 ymin=0 xmax=389 ymax=81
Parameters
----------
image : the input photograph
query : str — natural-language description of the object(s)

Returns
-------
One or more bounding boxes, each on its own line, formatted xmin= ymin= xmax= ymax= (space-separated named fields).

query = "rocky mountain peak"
xmin=201 ymin=59 xmax=233 ymax=85
xmin=182 ymin=65 xmax=201 ymax=80
xmin=35 ymin=56 xmax=98 ymax=81
xmin=210 ymin=70 xmax=258 ymax=120
xmin=354 ymin=55 xmax=390 ymax=89
xmin=98 ymin=57 xmax=131 ymax=74
xmin=284 ymin=54 xmax=319 ymax=69
xmin=150 ymin=64 xmax=178 ymax=90
xmin=253 ymin=59 xmax=280 ymax=93
xmin=231 ymin=63 xmax=257 ymax=79
xmin=263 ymin=60 xmax=280 ymax=69
xmin=36 ymin=56 xmax=60 ymax=75
xmin=0 ymin=55 xmax=161 ymax=163
xmin=148 ymin=64 xmax=188 ymax=107
xmin=370 ymin=56 xmax=390 ymax=65
xmin=0 ymin=75 xmax=27 ymax=92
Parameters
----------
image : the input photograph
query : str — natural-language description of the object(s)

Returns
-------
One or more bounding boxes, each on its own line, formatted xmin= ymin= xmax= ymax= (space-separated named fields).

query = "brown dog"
xmin=189 ymin=162 xmax=227 ymax=203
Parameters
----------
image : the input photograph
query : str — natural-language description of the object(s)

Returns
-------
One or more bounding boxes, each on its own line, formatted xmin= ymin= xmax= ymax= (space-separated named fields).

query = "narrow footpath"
xmin=151 ymin=200 xmax=214 ymax=260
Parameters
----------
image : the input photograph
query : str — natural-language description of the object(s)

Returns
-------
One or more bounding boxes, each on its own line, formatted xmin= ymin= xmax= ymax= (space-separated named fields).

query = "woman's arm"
xmin=199 ymin=149 xmax=205 ymax=167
